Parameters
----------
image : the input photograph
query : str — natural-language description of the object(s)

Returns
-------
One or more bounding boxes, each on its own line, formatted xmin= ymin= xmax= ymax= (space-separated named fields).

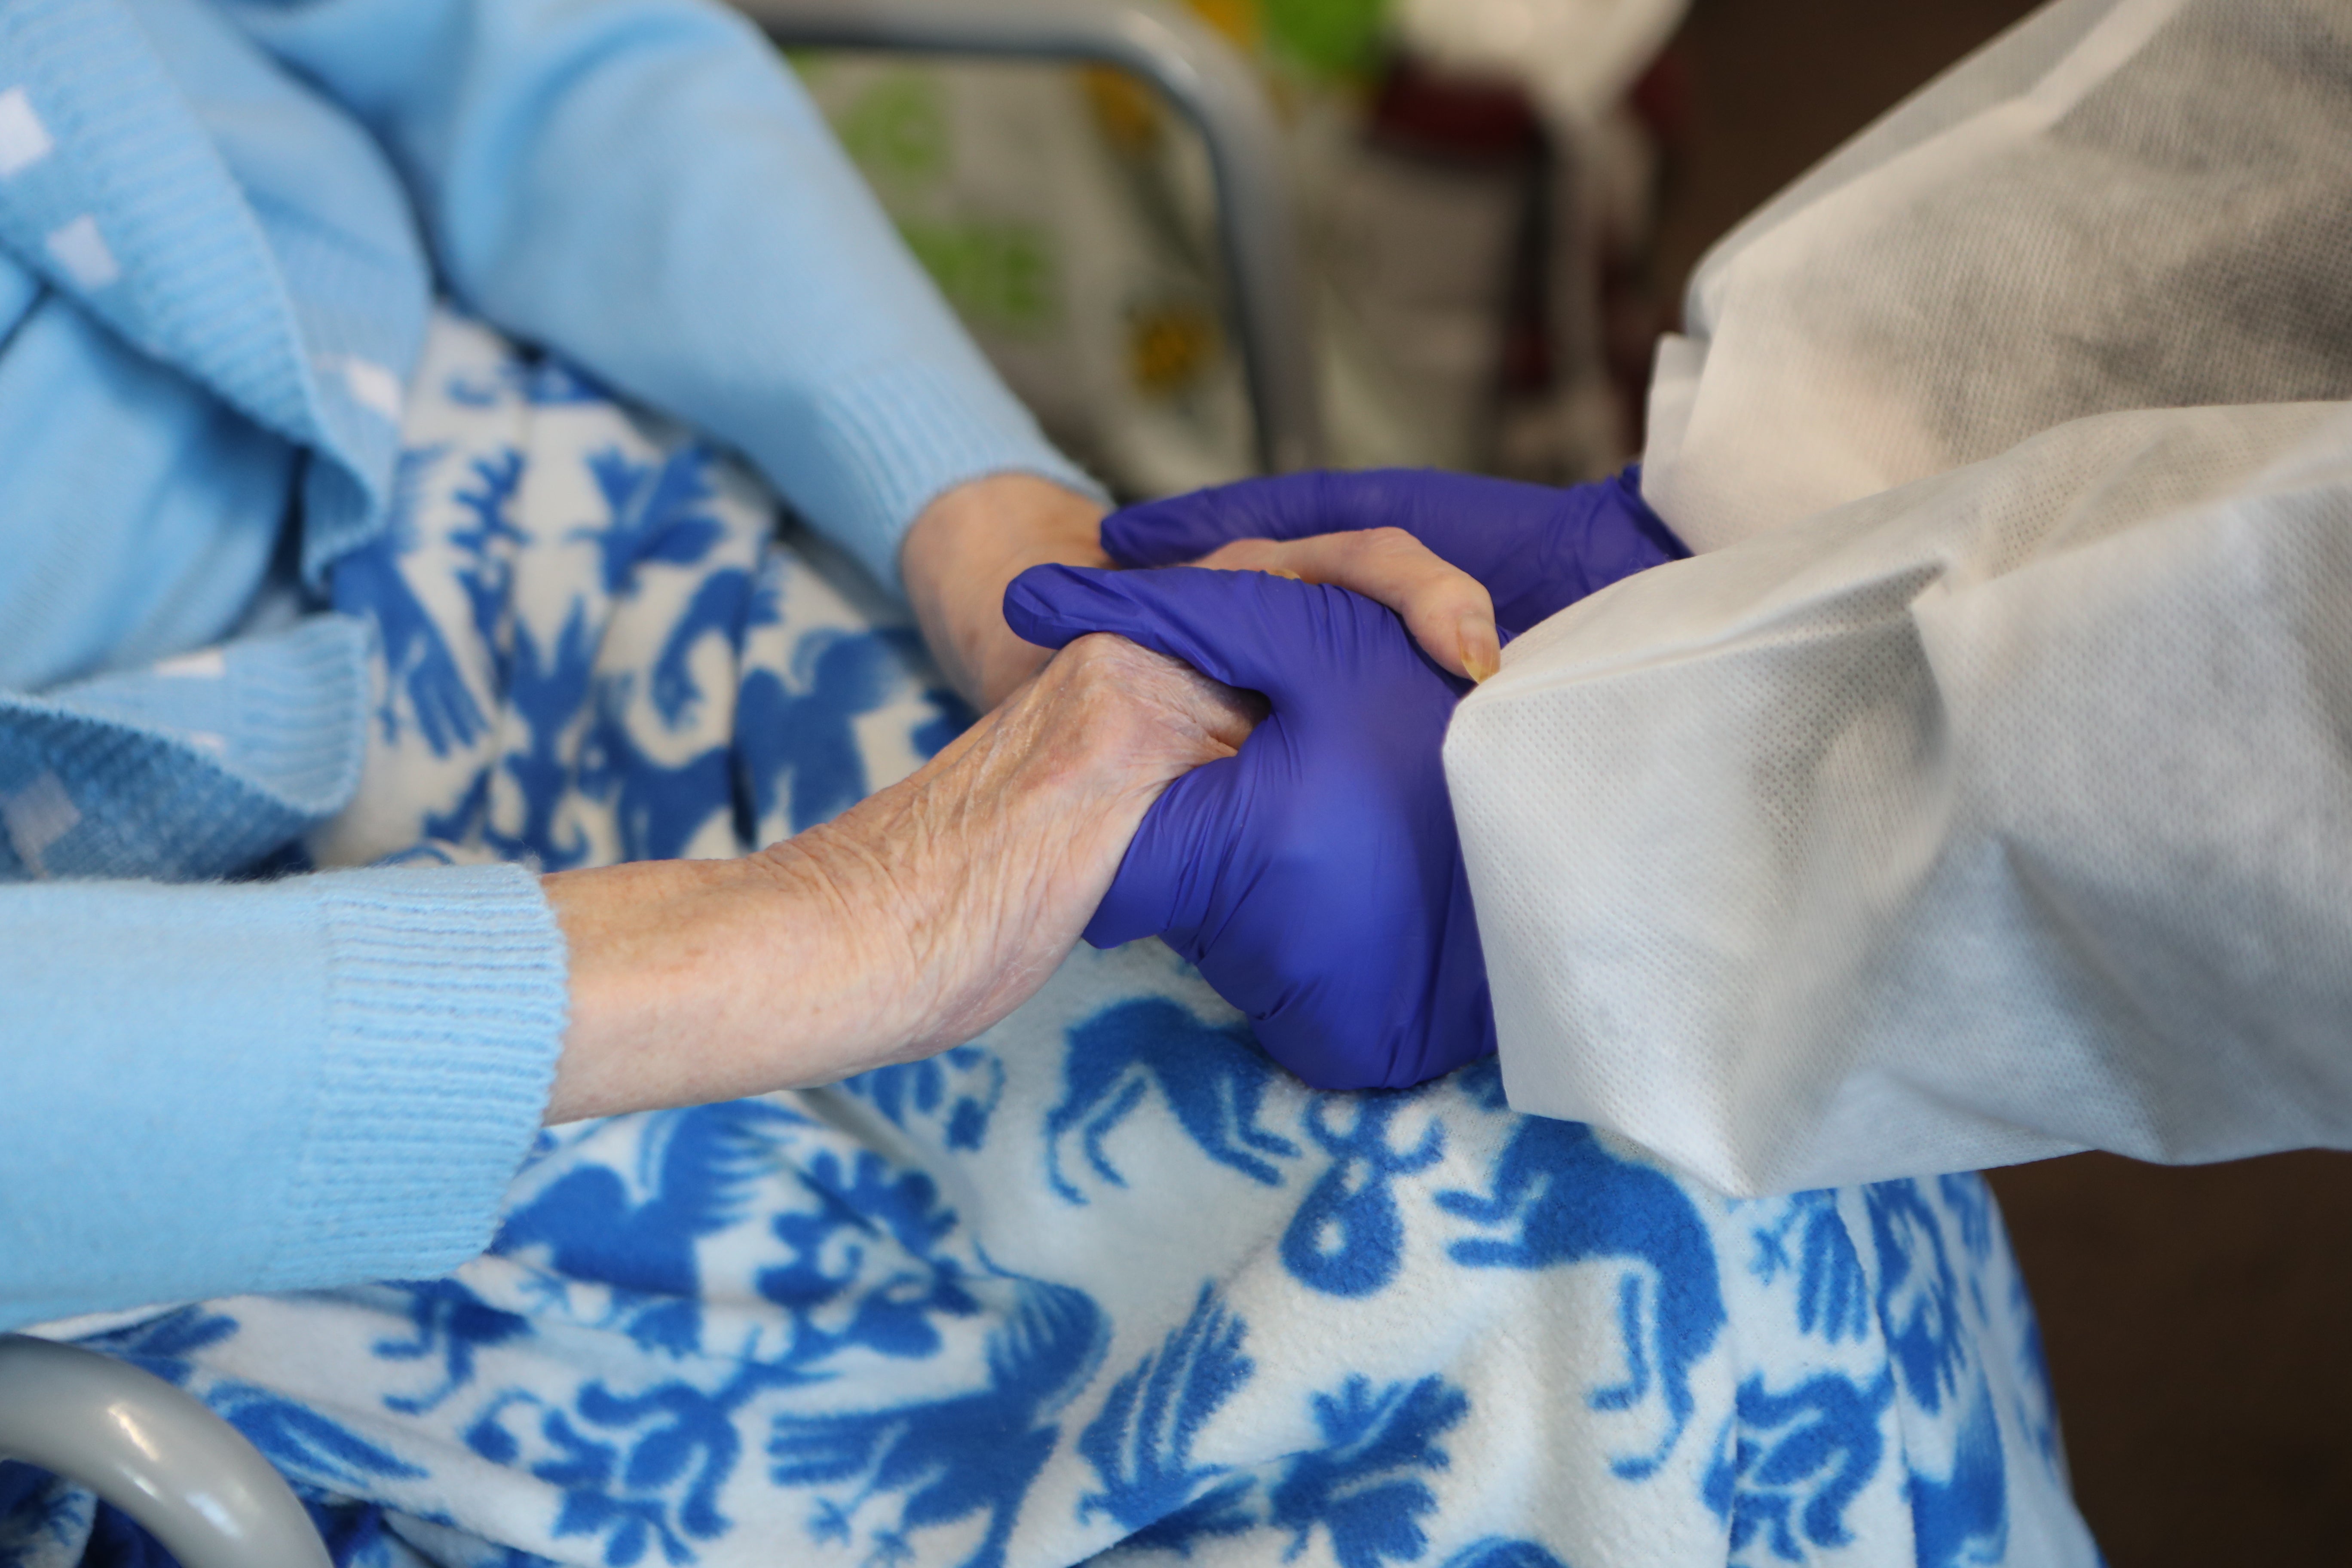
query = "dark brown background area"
xmin=1642 ymin=3 xmax=2352 ymax=1561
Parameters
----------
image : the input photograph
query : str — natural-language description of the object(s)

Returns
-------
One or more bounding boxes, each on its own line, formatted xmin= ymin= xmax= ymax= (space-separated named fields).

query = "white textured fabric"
xmin=1450 ymin=0 xmax=2352 ymax=1195
xmin=1644 ymin=0 xmax=2352 ymax=554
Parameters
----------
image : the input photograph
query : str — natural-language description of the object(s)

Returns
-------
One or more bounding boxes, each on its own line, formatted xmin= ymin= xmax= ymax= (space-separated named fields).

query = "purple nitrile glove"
xmin=1004 ymin=563 xmax=1493 ymax=1092
xmin=1102 ymin=464 xmax=1687 ymax=637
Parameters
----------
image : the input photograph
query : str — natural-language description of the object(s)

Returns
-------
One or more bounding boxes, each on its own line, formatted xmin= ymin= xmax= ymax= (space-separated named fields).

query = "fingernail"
xmin=1459 ymin=615 xmax=1501 ymax=683
xmin=1268 ymin=567 xmax=1304 ymax=581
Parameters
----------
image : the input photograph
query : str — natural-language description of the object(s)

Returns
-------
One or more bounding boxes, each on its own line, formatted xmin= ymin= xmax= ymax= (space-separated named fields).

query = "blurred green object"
xmin=833 ymin=71 xmax=951 ymax=187
xmin=1260 ymin=0 xmax=1387 ymax=80
xmin=898 ymin=217 xmax=1060 ymax=334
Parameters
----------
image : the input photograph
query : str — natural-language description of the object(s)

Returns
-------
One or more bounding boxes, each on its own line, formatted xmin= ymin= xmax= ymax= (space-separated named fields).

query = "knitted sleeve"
xmin=0 ymin=861 xmax=565 ymax=1331
xmin=217 ymin=0 xmax=1103 ymax=595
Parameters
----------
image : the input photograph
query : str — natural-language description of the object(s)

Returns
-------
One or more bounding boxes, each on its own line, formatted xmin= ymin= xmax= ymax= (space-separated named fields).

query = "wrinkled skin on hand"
xmin=787 ymin=630 xmax=1265 ymax=1061
xmin=543 ymin=631 xmax=1259 ymax=1122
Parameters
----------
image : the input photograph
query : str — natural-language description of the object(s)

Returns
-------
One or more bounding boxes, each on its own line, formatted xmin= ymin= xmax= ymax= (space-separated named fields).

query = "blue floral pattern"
xmin=3 ymin=311 xmax=2096 ymax=1568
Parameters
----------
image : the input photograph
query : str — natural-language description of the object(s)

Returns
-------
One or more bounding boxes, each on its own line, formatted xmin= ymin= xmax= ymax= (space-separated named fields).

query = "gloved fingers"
xmin=1102 ymin=470 xmax=1409 ymax=567
xmin=1006 ymin=562 xmax=1403 ymax=701
xmin=1189 ymin=530 xmax=1501 ymax=683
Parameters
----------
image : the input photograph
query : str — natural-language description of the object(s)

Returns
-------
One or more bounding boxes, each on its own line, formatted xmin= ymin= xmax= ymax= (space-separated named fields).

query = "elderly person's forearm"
xmin=539 ymin=631 xmax=1256 ymax=1124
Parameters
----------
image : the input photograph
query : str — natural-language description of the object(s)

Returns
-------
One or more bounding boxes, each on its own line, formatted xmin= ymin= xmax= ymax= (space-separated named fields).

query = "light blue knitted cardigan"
xmin=0 ymin=0 xmax=1096 ymax=1329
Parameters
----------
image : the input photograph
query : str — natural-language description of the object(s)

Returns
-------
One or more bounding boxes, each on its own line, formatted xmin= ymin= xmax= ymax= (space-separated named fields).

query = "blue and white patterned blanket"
xmin=0 ymin=312 xmax=2100 ymax=1568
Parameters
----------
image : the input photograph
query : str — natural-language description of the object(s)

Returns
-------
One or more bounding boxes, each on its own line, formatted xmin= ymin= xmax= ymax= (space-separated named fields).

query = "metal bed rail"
xmin=735 ymin=0 xmax=1326 ymax=474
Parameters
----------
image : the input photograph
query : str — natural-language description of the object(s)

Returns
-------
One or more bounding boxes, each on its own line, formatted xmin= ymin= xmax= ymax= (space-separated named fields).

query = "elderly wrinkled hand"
xmin=540 ymin=631 xmax=1259 ymax=1122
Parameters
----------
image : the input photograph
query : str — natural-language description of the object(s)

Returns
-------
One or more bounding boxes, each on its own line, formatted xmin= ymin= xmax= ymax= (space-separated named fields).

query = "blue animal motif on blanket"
xmin=496 ymin=1101 xmax=811 ymax=1356
xmin=579 ymin=676 xmax=735 ymax=862
xmin=1708 ymin=1371 xmax=1893 ymax=1565
xmin=1044 ymin=998 xmax=1301 ymax=1203
xmin=735 ymin=626 xmax=923 ymax=834
xmin=766 ymin=1280 xmax=1110 ymax=1568
xmin=1266 ymin=1375 xmax=1470 ymax=1568
xmin=335 ymin=444 xmax=487 ymax=756
xmin=575 ymin=447 xmax=727 ymax=597
xmin=1077 ymin=1283 xmax=1256 ymax=1535
xmin=1435 ymin=1118 xmax=1725 ymax=1480
xmin=1280 ymin=1096 xmax=1445 ymax=1298
xmin=839 ymin=1045 xmax=1006 ymax=1152
xmin=1748 ymin=1191 xmax=1869 ymax=1344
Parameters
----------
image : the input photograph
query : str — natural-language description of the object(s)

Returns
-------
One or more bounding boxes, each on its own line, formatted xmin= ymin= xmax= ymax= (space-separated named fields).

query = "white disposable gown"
xmin=1446 ymin=0 xmax=2352 ymax=1195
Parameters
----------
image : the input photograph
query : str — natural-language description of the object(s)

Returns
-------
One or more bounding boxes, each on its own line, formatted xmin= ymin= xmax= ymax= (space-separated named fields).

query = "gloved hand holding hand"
xmin=1102 ymin=465 xmax=1687 ymax=674
xmin=1005 ymin=563 xmax=1491 ymax=1090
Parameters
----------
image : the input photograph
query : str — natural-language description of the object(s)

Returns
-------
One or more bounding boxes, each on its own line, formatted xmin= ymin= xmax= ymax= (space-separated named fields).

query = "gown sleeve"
xmin=1459 ymin=0 xmax=2352 ymax=1194
xmin=1448 ymin=399 xmax=2352 ymax=1195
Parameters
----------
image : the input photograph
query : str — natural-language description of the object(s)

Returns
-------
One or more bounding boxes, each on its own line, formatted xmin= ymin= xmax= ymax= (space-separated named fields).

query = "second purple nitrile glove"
xmin=1102 ymin=464 xmax=1687 ymax=638
xmin=1004 ymin=564 xmax=1493 ymax=1091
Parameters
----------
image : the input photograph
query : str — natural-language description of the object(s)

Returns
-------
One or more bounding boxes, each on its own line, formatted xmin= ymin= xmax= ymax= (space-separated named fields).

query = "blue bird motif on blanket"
xmin=1280 ymin=1096 xmax=1443 ymax=1298
xmin=496 ymin=1101 xmax=809 ymax=1356
xmin=1435 ymin=1118 xmax=1725 ymax=1480
xmin=766 ymin=1280 xmax=1110 ymax=1568
xmin=1707 ymin=1371 xmax=1893 ymax=1564
xmin=1044 ymin=998 xmax=1301 ymax=1203
xmin=335 ymin=443 xmax=487 ymax=756
xmin=575 ymin=447 xmax=727 ymax=597
xmin=735 ymin=626 xmax=921 ymax=834
xmin=1267 ymin=1375 xmax=1470 ymax=1568
xmin=1077 ymin=1283 xmax=1256 ymax=1535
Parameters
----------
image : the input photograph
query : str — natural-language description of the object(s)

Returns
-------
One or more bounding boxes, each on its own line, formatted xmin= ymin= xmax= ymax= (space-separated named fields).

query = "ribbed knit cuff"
xmin=258 ymin=861 xmax=567 ymax=1289
xmin=802 ymin=359 xmax=1109 ymax=596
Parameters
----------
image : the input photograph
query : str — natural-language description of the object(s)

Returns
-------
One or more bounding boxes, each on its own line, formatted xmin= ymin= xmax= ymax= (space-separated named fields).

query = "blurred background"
xmin=775 ymin=2 xmax=2352 ymax=1560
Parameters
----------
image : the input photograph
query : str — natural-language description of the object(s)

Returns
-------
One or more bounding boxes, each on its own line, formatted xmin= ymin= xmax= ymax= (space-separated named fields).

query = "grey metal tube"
xmin=0 ymin=1334 xmax=332 ymax=1568
xmin=737 ymin=0 xmax=1326 ymax=474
